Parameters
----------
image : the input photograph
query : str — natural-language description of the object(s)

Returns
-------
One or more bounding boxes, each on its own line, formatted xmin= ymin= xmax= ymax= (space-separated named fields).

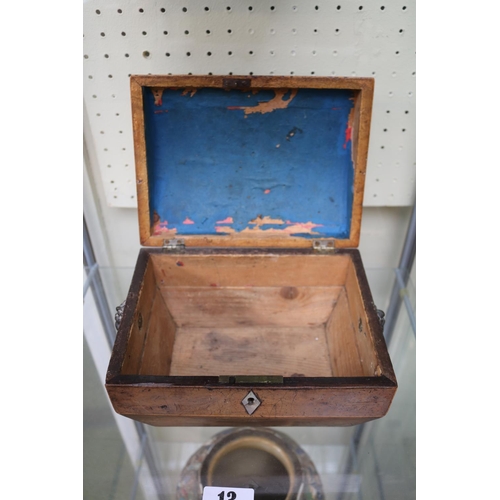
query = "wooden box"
xmin=106 ymin=75 xmax=397 ymax=426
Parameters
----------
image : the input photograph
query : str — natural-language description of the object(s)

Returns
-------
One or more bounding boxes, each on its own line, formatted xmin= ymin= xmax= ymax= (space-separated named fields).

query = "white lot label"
xmin=202 ymin=486 xmax=254 ymax=500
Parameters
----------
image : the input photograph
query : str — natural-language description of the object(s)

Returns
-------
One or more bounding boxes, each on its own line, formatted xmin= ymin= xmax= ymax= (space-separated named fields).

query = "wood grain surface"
xmin=161 ymin=286 xmax=341 ymax=328
xmin=169 ymin=325 xmax=333 ymax=377
xmin=150 ymin=253 xmax=350 ymax=287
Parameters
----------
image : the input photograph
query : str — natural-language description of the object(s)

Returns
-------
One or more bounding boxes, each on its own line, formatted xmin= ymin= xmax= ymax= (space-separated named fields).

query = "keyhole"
xmin=247 ymin=397 xmax=255 ymax=405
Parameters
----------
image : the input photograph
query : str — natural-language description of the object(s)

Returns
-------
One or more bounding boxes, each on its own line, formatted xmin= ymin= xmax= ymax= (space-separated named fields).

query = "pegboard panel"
xmin=83 ymin=1 xmax=415 ymax=208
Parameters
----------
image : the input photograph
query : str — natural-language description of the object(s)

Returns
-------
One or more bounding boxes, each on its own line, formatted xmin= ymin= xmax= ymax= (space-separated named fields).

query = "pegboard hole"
xmin=166 ymin=53 xmax=170 ymax=57
xmin=100 ymin=32 xmax=105 ymax=37
xmin=184 ymin=30 xmax=189 ymax=35
xmin=88 ymin=75 xmax=93 ymax=79
xmin=92 ymin=95 xmax=97 ymax=99
xmin=311 ymin=71 xmax=315 ymax=75
xmin=291 ymin=50 xmax=296 ymax=56
xmin=84 ymin=54 xmax=89 ymax=59
xmin=249 ymin=51 xmax=254 ymax=55
xmin=186 ymin=52 xmax=191 ymax=56
xmin=226 ymin=6 xmax=231 ymax=11
xmin=125 ymin=53 xmax=129 ymax=57
xmin=313 ymin=28 xmax=318 ymax=33
xmin=358 ymin=6 xmax=363 ymax=10
xmin=312 ymin=50 xmax=317 ymax=55
xmin=290 ymin=71 xmax=294 ymax=75
xmin=395 ymin=51 xmax=400 ymax=55
xmin=207 ymin=51 xmax=212 ymax=56
xmin=408 ymin=92 xmax=413 ymax=96
xmin=383 ymin=128 xmax=387 ymax=132
xmin=270 ymin=29 xmax=276 ymax=35
xmin=381 ymin=6 xmax=385 ymax=10
xmin=104 ymin=54 xmax=109 ymax=58
xmin=161 ymin=8 xmax=165 ymax=13
xmin=402 ymin=6 xmax=407 ymax=10
xmin=228 ymin=29 xmax=232 ymax=34
xmin=333 ymin=50 xmax=338 ymax=56
xmin=405 ymin=110 xmax=409 ymax=114
xmin=205 ymin=7 xmax=210 ymax=11
xmin=164 ymin=31 xmax=168 ymax=35
xmin=228 ymin=51 xmax=233 ymax=55
xmin=143 ymin=51 xmax=151 ymax=59
xmin=117 ymin=9 xmax=122 ymax=14
xmin=206 ymin=30 xmax=211 ymax=34
xmin=402 ymin=129 xmax=406 ymax=132
xmin=95 ymin=10 xmax=101 ymax=15
xmin=121 ymin=32 xmax=126 ymax=36
xmin=386 ymin=110 xmax=390 ymax=113
xmin=337 ymin=5 xmax=341 ymax=9
xmin=249 ymin=72 xmax=254 ymax=75
xmin=142 ymin=31 xmax=148 ymax=36
xmin=270 ymin=50 xmax=275 ymax=56
xmin=335 ymin=29 xmax=340 ymax=34
xmin=271 ymin=6 xmax=276 ymax=10
xmin=139 ymin=8 xmax=144 ymax=13
xmin=183 ymin=7 xmax=188 ymax=12
xmin=248 ymin=6 xmax=253 ymax=11
xmin=96 ymin=113 xmax=101 ymax=117
xmin=399 ymin=29 xmax=404 ymax=33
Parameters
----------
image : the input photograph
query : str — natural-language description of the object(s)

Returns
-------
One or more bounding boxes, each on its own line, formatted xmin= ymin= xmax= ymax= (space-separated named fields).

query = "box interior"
xmin=120 ymin=253 xmax=380 ymax=378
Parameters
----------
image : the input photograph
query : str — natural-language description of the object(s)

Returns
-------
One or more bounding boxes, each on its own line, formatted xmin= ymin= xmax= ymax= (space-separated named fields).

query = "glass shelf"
xmin=84 ymin=267 xmax=415 ymax=500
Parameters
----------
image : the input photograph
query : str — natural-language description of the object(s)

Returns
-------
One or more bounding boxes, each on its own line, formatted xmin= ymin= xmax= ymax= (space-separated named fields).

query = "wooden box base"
xmin=106 ymin=248 xmax=396 ymax=426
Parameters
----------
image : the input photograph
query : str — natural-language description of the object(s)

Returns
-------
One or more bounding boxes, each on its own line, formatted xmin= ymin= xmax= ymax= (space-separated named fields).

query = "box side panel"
xmin=325 ymin=288 xmax=367 ymax=377
xmin=347 ymin=251 xmax=397 ymax=383
xmin=149 ymin=252 xmax=351 ymax=287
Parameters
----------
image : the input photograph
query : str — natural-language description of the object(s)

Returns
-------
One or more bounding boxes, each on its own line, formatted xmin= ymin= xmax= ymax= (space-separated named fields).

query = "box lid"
xmin=131 ymin=76 xmax=374 ymax=248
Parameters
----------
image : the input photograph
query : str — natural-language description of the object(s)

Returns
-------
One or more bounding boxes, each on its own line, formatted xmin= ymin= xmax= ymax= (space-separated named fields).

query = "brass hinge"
xmin=218 ymin=375 xmax=284 ymax=384
xmin=162 ymin=238 xmax=185 ymax=251
xmin=313 ymin=240 xmax=336 ymax=252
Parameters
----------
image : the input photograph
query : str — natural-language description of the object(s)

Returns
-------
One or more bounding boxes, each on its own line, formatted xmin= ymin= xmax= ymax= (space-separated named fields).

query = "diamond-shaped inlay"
xmin=241 ymin=390 xmax=261 ymax=415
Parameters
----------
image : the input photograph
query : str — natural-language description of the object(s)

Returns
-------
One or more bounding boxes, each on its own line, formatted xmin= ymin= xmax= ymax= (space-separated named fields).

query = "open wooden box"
xmin=106 ymin=75 xmax=397 ymax=426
